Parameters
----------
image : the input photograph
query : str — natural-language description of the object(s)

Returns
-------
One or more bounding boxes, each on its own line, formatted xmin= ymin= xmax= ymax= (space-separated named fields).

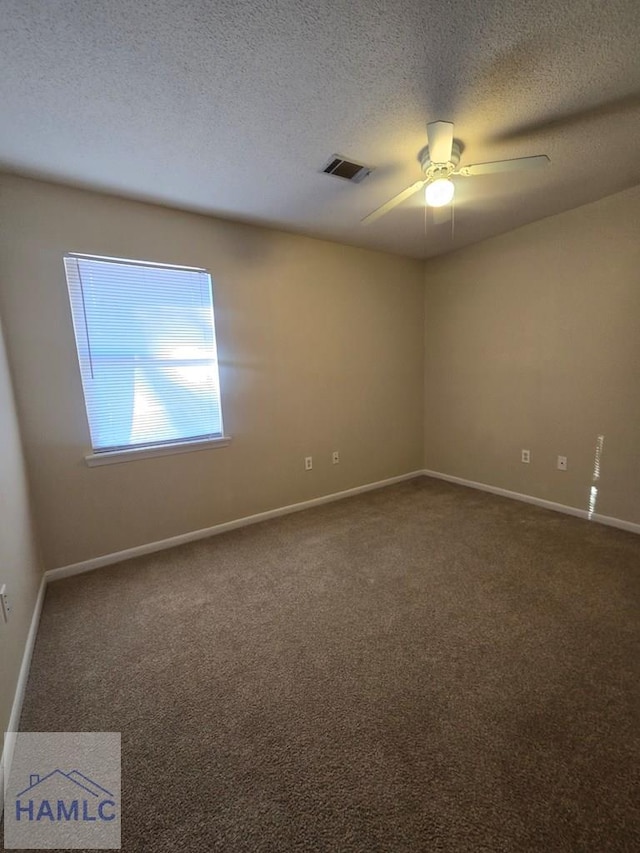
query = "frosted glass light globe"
xmin=425 ymin=178 xmax=455 ymax=207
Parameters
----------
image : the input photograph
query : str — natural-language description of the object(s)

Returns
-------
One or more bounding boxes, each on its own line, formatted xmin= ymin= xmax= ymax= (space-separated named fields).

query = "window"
xmin=64 ymin=253 xmax=227 ymax=465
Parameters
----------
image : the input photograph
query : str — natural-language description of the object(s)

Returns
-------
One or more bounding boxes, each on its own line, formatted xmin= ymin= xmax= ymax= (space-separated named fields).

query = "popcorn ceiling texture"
xmin=1 ymin=0 xmax=639 ymax=257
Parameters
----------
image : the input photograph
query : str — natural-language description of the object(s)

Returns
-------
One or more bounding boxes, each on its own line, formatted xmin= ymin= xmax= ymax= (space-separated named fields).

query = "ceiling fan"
xmin=362 ymin=121 xmax=550 ymax=224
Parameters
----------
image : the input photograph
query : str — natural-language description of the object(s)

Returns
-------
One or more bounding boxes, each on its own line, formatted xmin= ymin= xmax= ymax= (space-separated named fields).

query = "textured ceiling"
xmin=1 ymin=0 xmax=639 ymax=258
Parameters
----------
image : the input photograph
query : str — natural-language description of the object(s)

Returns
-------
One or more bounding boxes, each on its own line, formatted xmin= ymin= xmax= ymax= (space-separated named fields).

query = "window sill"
xmin=85 ymin=436 xmax=232 ymax=467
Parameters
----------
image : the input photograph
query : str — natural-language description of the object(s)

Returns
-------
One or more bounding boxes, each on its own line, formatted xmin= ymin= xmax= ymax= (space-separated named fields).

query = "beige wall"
xmin=0 ymin=312 xmax=42 ymax=743
xmin=424 ymin=185 xmax=640 ymax=526
xmin=0 ymin=175 xmax=425 ymax=569
xmin=2 ymin=171 xmax=637 ymax=583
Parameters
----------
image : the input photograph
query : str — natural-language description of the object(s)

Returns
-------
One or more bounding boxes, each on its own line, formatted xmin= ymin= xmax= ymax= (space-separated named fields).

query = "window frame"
xmin=64 ymin=252 xmax=230 ymax=466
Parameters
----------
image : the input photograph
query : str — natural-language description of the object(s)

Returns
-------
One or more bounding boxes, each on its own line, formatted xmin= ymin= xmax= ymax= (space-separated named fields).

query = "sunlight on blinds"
xmin=588 ymin=434 xmax=605 ymax=519
xmin=64 ymin=254 xmax=224 ymax=453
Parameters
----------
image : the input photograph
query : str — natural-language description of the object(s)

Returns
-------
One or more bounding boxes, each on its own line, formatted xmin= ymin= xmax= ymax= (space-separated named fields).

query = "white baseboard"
xmin=423 ymin=469 xmax=640 ymax=535
xmin=1 ymin=573 xmax=47 ymax=803
xmin=47 ymin=470 xmax=424 ymax=582
xmin=590 ymin=511 xmax=640 ymax=535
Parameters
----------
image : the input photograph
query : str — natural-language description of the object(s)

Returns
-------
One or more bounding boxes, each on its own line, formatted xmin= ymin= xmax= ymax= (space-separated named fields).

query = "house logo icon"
xmin=15 ymin=769 xmax=117 ymax=823
xmin=4 ymin=731 xmax=121 ymax=849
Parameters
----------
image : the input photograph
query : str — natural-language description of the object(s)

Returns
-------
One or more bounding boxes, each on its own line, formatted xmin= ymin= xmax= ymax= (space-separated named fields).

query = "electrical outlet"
xmin=557 ymin=455 xmax=567 ymax=471
xmin=304 ymin=456 xmax=313 ymax=471
xmin=521 ymin=449 xmax=530 ymax=464
xmin=332 ymin=451 xmax=340 ymax=464
xmin=0 ymin=585 xmax=10 ymax=623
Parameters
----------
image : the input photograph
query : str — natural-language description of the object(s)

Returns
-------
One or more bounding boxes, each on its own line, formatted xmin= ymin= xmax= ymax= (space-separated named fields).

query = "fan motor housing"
xmin=421 ymin=140 xmax=462 ymax=179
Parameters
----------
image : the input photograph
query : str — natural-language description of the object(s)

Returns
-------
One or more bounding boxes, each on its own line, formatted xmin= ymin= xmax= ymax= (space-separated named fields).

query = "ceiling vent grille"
xmin=321 ymin=155 xmax=372 ymax=183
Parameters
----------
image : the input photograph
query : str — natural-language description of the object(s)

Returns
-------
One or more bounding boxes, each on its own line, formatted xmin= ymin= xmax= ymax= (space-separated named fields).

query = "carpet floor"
xmin=17 ymin=477 xmax=640 ymax=851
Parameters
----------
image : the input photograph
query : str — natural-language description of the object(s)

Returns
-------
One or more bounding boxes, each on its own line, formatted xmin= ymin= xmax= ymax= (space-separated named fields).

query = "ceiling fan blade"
xmin=458 ymin=154 xmax=550 ymax=176
xmin=361 ymin=180 xmax=426 ymax=224
xmin=426 ymin=121 xmax=454 ymax=163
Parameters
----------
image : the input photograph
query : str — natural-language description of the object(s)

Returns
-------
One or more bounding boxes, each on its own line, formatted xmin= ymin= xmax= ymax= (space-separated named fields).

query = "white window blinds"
xmin=64 ymin=254 xmax=224 ymax=454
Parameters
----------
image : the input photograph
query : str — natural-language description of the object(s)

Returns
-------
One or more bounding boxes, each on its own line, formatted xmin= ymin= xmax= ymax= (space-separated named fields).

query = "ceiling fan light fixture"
xmin=425 ymin=178 xmax=454 ymax=207
xmin=361 ymin=119 xmax=549 ymax=225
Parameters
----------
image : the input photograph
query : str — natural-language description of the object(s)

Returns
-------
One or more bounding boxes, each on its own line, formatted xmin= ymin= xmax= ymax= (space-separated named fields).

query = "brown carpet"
xmin=17 ymin=477 xmax=640 ymax=851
